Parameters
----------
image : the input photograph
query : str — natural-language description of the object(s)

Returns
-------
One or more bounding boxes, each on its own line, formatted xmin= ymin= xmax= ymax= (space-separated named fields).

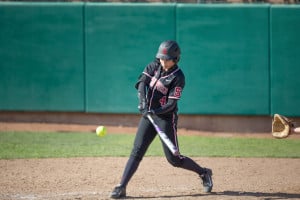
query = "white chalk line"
xmin=0 ymin=191 xmax=107 ymax=200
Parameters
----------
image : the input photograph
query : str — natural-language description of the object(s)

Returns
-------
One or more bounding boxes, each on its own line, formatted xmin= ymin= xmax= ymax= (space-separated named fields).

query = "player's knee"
xmin=166 ymin=156 xmax=183 ymax=167
xmin=130 ymin=147 xmax=145 ymax=161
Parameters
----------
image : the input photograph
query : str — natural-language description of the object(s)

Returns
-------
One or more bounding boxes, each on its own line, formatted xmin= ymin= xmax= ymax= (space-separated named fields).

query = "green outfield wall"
xmin=270 ymin=5 xmax=300 ymax=117
xmin=85 ymin=3 xmax=176 ymax=113
xmin=177 ymin=4 xmax=270 ymax=115
xmin=0 ymin=3 xmax=299 ymax=116
xmin=0 ymin=3 xmax=85 ymax=111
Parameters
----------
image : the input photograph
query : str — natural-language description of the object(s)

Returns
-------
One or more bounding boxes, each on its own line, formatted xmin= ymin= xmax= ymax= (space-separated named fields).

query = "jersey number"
xmin=159 ymin=96 xmax=167 ymax=106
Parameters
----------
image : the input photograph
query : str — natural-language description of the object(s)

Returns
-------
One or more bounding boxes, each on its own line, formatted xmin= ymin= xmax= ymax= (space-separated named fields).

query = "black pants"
xmin=119 ymin=114 xmax=205 ymax=187
xmin=131 ymin=114 xmax=182 ymax=165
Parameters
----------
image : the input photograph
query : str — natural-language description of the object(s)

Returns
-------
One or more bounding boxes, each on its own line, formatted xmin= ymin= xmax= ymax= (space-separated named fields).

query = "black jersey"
xmin=136 ymin=60 xmax=185 ymax=115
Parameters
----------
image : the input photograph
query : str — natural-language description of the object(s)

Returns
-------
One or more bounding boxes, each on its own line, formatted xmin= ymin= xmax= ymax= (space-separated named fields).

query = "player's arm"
xmin=135 ymin=60 xmax=159 ymax=113
xmin=137 ymin=81 xmax=148 ymax=113
xmin=152 ymin=99 xmax=177 ymax=115
xmin=135 ymin=60 xmax=158 ymax=89
xmin=135 ymin=72 xmax=151 ymax=113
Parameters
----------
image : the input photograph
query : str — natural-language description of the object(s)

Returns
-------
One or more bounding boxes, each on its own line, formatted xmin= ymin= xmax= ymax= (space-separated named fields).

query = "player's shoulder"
xmin=169 ymin=66 xmax=185 ymax=87
xmin=145 ymin=59 xmax=160 ymax=71
xmin=148 ymin=59 xmax=160 ymax=68
xmin=174 ymin=66 xmax=185 ymax=78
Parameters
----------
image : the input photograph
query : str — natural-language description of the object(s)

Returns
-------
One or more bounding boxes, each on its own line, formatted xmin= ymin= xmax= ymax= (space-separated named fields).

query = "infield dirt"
xmin=0 ymin=122 xmax=299 ymax=200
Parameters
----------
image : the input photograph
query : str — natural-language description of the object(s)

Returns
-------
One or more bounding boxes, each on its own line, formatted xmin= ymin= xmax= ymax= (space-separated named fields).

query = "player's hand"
xmin=138 ymin=99 xmax=147 ymax=113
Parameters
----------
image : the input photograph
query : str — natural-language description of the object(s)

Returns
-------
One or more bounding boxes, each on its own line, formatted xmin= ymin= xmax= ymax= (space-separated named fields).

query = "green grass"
xmin=0 ymin=131 xmax=300 ymax=159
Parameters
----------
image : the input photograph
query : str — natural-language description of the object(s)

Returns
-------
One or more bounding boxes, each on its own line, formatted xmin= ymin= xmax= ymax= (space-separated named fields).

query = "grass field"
xmin=1 ymin=131 xmax=300 ymax=159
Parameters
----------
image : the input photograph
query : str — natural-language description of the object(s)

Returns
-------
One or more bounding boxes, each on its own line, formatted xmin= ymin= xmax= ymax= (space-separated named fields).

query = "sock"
xmin=119 ymin=156 xmax=140 ymax=187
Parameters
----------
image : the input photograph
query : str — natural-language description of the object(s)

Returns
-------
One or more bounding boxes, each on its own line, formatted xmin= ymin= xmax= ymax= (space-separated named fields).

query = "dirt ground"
xmin=0 ymin=122 xmax=300 ymax=200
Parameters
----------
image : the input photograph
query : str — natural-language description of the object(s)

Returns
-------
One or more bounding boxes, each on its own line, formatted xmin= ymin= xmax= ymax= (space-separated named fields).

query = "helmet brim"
xmin=156 ymin=53 xmax=173 ymax=60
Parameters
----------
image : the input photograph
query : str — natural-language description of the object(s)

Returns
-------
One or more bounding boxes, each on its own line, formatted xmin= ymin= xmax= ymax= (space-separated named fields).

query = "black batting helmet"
xmin=156 ymin=40 xmax=180 ymax=63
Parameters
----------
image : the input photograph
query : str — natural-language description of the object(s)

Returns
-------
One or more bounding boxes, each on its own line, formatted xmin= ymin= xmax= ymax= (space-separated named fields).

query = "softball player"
xmin=110 ymin=40 xmax=213 ymax=199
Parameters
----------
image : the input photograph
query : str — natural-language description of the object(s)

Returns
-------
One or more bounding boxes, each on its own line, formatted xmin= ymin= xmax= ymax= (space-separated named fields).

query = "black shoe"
xmin=110 ymin=185 xmax=126 ymax=199
xmin=200 ymin=168 xmax=213 ymax=193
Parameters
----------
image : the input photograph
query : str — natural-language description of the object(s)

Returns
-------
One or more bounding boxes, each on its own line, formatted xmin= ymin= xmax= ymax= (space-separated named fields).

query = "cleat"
xmin=200 ymin=168 xmax=213 ymax=193
xmin=110 ymin=185 xmax=126 ymax=199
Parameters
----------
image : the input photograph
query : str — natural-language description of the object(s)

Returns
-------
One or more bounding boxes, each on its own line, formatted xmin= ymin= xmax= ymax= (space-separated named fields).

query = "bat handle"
xmin=147 ymin=114 xmax=179 ymax=156
xmin=147 ymin=114 xmax=154 ymax=123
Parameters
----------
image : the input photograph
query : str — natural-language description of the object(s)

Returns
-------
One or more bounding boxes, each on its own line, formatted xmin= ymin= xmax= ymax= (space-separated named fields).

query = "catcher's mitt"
xmin=272 ymin=114 xmax=294 ymax=139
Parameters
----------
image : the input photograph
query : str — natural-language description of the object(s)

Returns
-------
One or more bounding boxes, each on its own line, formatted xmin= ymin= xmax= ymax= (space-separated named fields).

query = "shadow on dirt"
xmin=128 ymin=190 xmax=300 ymax=199
xmin=217 ymin=191 xmax=300 ymax=199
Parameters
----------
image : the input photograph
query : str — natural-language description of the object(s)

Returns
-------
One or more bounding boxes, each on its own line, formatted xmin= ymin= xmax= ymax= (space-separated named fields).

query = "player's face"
xmin=160 ymin=59 xmax=175 ymax=71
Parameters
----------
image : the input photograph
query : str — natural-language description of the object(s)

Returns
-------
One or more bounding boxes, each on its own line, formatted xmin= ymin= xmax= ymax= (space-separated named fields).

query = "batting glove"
xmin=138 ymin=99 xmax=147 ymax=112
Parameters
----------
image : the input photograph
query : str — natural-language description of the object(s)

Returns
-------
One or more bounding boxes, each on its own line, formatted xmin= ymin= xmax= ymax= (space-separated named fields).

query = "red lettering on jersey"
xmin=156 ymin=81 xmax=168 ymax=95
xmin=174 ymin=87 xmax=182 ymax=98
xmin=159 ymin=96 xmax=167 ymax=106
